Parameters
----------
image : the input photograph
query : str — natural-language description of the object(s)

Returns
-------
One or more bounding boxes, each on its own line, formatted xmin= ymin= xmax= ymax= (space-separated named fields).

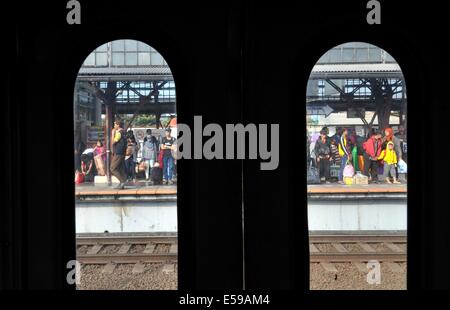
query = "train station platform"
xmin=307 ymin=184 xmax=406 ymax=200
xmin=308 ymin=183 xmax=406 ymax=194
xmin=75 ymin=182 xmax=177 ymax=234
xmin=76 ymin=183 xmax=177 ymax=201
xmin=307 ymin=184 xmax=407 ymax=232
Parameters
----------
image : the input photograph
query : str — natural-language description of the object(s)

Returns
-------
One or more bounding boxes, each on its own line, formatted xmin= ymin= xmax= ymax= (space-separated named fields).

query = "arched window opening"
xmin=306 ymin=42 xmax=407 ymax=290
xmin=74 ymin=39 xmax=178 ymax=290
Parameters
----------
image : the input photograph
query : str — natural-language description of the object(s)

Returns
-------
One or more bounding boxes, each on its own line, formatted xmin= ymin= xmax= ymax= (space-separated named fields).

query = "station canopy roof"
xmin=77 ymin=66 xmax=173 ymax=82
xmin=309 ymin=63 xmax=403 ymax=79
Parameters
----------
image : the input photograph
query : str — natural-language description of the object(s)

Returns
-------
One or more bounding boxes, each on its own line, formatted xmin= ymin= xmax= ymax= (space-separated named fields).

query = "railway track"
xmin=75 ymin=234 xmax=406 ymax=273
xmin=309 ymin=234 xmax=407 ymax=267
xmin=76 ymin=235 xmax=178 ymax=266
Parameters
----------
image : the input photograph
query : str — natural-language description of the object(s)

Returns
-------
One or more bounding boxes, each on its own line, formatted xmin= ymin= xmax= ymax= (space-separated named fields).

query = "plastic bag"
xmin=398 ymin=159 xmax=407 ymax=174
xmin=343 ymin=163 xmax=355 ymax=177
xmin=75 ymin=170 xmax=84 ymax=184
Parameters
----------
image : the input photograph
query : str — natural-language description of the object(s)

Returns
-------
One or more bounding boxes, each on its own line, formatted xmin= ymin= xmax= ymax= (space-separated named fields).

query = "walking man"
xmin=110 ymin=119 xmax=127 ymax=189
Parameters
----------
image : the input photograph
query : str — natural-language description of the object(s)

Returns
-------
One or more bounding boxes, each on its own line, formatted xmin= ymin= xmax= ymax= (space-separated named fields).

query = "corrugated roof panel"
xmin=312 ymin=63 xmax=401 ymax=73
xmin=78 ymin=66 xmax=172 ymax=76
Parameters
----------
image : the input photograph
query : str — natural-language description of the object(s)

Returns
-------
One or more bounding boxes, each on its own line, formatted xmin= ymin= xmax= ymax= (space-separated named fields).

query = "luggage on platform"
xmin=353 ymin=171 xmax=369 ymax=185
xmin=343 ymin=176 xmax=354 ymax=185
xmin=343 ymin=163 xmax=355 ymax=178
xmin=398 ymin=159 xmax=407 ymax=174
xmin=75 ymin=170 xmax=84 ymax=184
xmin=307 ymin=160 xmax=320 ymax=184
xmin=343 ymin=162 xmax=355 ymax=185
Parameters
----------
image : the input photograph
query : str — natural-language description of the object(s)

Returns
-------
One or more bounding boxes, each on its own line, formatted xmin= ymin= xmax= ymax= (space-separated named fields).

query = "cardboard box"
xmin=353 ymin=173 xmax=369 ymax=185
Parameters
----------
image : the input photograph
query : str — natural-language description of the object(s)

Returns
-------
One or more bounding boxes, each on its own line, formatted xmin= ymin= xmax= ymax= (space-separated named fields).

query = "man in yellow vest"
xmin=337 ymin=128 xmax=352 ymax=184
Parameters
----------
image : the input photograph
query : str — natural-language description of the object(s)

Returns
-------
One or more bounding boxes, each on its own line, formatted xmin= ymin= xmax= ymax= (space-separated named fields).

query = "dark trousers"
xmin=125 ymin=157 xmax=136 ymax=180
xmin=111 ymin=154 xmax=127 ymax=183
xmin=317 ymin=157 xmax=330 ymax=179
xmin=363 ymin=154 xmax=379 ymax=181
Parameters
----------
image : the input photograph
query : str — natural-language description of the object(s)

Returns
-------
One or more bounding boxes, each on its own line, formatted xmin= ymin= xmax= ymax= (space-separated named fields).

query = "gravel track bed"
xmin=77 ymin=263 xmax=177 ymax=290
xmin=310 ymin=262 xmax=406 ymax=290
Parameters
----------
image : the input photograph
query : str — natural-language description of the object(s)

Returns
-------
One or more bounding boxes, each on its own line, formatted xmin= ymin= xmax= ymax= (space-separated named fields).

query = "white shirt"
xmin=82 ymin=148 xmax=94 ymax=155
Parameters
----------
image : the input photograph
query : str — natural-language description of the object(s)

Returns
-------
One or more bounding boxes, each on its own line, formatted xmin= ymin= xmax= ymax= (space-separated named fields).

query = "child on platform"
xmin=377 ymin=141 xmax=401 ymax=184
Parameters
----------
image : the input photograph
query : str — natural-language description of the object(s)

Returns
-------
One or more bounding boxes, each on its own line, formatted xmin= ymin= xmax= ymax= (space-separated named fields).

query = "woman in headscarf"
xmin=382 ymin=128 xmax=402 ymax=159
xmin=382 ymin=127 xmax=403 ymax=182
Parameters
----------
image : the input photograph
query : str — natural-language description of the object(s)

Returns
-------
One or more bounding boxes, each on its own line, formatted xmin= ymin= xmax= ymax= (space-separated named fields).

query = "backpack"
xmin=113 ymin=129 xmax=127 ymax=155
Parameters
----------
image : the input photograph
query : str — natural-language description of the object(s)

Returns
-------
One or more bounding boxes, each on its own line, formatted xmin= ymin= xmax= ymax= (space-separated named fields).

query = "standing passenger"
xmin=129 ymin=133 xmax=140 ymax=183
xmin=330 ymin=139 xmax=341 ymax=164
xmin=383 ymin=127 xmax=403 ymax=181
xmin=395 ymin=125 xmax=407 ymax=163
xmin=338 ymin=128 xmax=352 ymax=184
xmin=331 ymin=127 xmax=343 ymax=145
xmin=321 ymin=126 xmax=331 ymax=146
xmin=395 ymin=125 xmax=407 ymax=182
xmin=363 ymin=131 xmax=382 ymax=183
xmin=110 ymin=119 xmax=127 ymax=189
xmin=314 ymin=130 xmax=331 ymax=183
xmin=125 ymin=134 xmax=137 ymax=182
xmin=93 ymin=140 xmax=106 ymax=162
xmin=378 ymin=141 xmax=401 ymax=184
xmin=161 ymin=128 xmax=176 ymax=185
xmin=383 ymin=127 xmax=402 ymax=160
xmin=142 ymin=129 xmax=159 ymax=182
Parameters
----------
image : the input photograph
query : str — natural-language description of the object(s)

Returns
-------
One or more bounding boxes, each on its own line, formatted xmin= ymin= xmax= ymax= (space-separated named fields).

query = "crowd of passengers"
xmin=307 ymin=125 xmax=407 ymax=184
xmin=75 ymin=127 xmax=177 ymax=186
